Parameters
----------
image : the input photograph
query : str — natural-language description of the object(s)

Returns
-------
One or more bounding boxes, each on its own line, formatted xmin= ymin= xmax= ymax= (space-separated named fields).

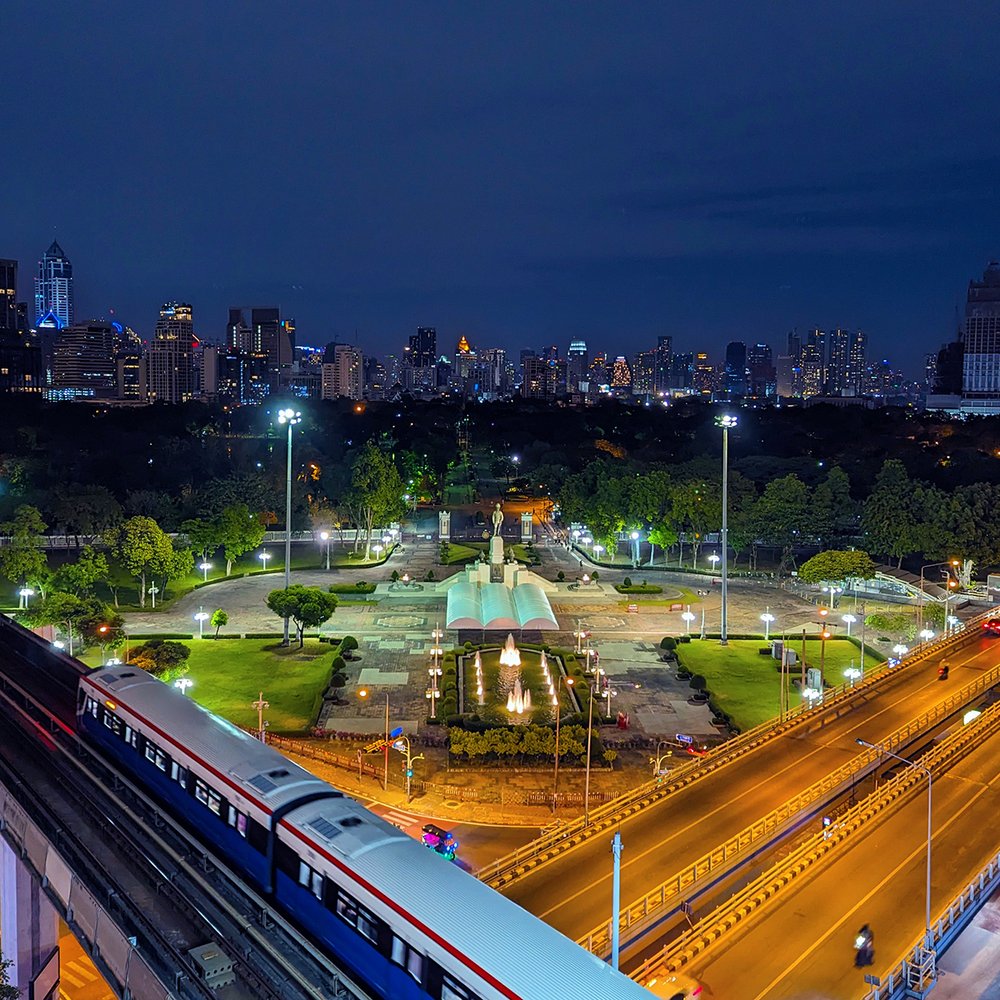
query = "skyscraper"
xmin=747 ymin=343 xmax=775 ymax=398
xmin=52 ymin=321 xmax=116 ymax=398
xmin=724 ymin=341 xmax=747 ymax=396
xmin=321 ymin=342 xmax=363 ymax=400
xmin=406 ymin=327 xmax=437 ymax=368
xmin=827 ymin=328 xmax=850 ymax=394
xmin=34 ymin=240 xmax=74 ymax=329
xmin=0 ymin=259 xmax=17 ymax=333
xmin=961 ymin=261 xmax=1000 ymax=407
xmin=846 ymin=330 xmax=867 ymax=395
xmin=148 ymin=302 xmax=199 ymax=403
xmin=566 ymin=339 xmax=588 ymax=393
xmin=653 ymin=335 xmax=672 ymax=394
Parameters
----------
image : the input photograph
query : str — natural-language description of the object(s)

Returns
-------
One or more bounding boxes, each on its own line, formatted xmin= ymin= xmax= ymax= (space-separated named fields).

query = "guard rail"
xmin=631 ymin=698 xmax=1000 ymax=984
xmin=476 ymin=611 xmax=989 ymax=889
xmin=579 ymin=659 xmax=1000 ymax=956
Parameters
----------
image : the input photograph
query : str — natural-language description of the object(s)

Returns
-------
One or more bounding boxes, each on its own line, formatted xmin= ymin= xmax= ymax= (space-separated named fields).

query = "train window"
xmin=357 ymin=906 xmax=378 ymax=944
xmin=297 ymin=861 xmax=322 ymax=900
xmin=102 ymin=709 xmax=114 ymax=730
xmin=194 ymin=780 xmax=209 ymax=806
xmin=88 ymin=698 xmax=99 ymax=718
xmin=336 ymin=892 xmax=359 ymax=926
xmin=247 ymin=819 xmax=268 ymax=854
xmin=111 ymin=717 xmax=124 ymax=737
xmin=145 ymin=743 xmax=159 ymax=765
xmin=207 ymin=790 xmax=223 ymax=816
xmin=155 ymin=750 xmax=168 ymax=773
xmin=391 ymin=937 xmax=424 ymax=985
xmin=441 ymin=978 xmax=474 ymax=1000
xmin=227 ymin=806 xmax=248 ymax=838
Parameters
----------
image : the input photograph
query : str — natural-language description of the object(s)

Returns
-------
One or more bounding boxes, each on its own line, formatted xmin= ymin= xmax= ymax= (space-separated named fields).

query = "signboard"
xmin=675 ymin=733 xmax=693 ymax=744
xmin=390 ymin=726 xmax=404 ymax=739
xmin=627 ymin=603 xmax=638 ymax=613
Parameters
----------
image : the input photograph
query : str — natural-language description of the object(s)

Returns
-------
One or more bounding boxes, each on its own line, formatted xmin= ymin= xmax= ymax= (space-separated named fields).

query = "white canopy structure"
xmin=446 ymin=580 xmax=558 ymax=631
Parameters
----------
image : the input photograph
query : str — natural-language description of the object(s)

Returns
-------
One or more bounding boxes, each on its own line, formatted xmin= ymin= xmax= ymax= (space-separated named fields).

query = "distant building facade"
xmin=148 ymin=302 xmax=199 ymax=403
xmin=34 ymin=240 xmax=74 ymax=329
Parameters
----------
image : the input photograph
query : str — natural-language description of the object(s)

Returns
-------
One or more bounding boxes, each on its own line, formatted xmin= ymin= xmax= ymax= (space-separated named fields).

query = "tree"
xmin=349 ymin=442 xmax=406 ymax=559
xmin=0 ymin=959 xmax=20 ymax=1000
xmin=180 ymin=516 xmax=223 ymax=560
xmin=152 ymin=544 xmax=195 ymax=597
xmin=811 ymin=467 xmax=857 ymax=548
xmin=265 ymin=586 xmax=338 ymax=647
xmin=862 ymin=459 xmax=922 ymax=567
xmin=211 ymin=608 xmax=228 ymax=638
xmin=798 ymin=550 xmax=876 ymax=587
xmin=18 ymin=591 xmax=98 ymax=655
xmin=77 ymin=602 xmax=126 ymax=652
xmin=0 ymin=505 xmax=48 ymax=596
xmin=127 ymin=639 xmax=191 ymax=678
xmin=125 ymin=488 xmax=177 ymax=525
xmin=753 ymin=474 xmax=810 ymax=573
xmin=217 ymin=504 xmax=267 ymax=575
xmin=53 ymin=545 xmax=109 ymax=596
xmin=51 ymin=484 xmax=121 ymax=545
xmin=103 ymin=516 xmax=174 ymax=608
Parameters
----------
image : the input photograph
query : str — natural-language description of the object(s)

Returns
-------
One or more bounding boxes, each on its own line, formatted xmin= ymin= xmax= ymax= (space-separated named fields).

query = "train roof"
xmin=280 ymin=797 xmax=653 ymax=1000
xmin=83 ymin=667 xmax=336 ymax=811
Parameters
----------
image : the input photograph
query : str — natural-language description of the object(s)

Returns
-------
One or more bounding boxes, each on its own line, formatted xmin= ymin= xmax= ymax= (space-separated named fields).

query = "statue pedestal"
xmin=489 ymin=535 xmax=505 ymax=564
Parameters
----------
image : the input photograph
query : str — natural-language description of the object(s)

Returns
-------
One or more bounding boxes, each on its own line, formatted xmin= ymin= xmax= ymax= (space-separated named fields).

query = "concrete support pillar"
xmin=438 ymin=510 xmax=450 ymax=541
xmin=1 ymin=840 xmax=58 ymax=997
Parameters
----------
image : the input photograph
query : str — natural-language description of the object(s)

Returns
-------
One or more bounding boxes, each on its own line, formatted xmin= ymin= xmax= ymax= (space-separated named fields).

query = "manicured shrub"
xmin=623 ymin=576 xmax=632 ymax=588
xmin=689 ymin=674 xmax=707 ymax=692
xmin=660 ymin=636 xmax=677 ymax=651
xmin=340 ymin=635 xmax=359 ymax=653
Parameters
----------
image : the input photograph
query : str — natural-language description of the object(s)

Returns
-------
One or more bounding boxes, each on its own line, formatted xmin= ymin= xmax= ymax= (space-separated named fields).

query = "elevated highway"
xmin=630 ymin=698 xmax=1000 ymax=999
xmin=491 ymin=627 xmax=1000 ymax=950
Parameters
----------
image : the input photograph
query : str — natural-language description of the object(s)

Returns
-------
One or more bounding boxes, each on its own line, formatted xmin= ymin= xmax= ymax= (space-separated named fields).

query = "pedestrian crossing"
xmin=380 ymin=808 xmax=418 ymax=829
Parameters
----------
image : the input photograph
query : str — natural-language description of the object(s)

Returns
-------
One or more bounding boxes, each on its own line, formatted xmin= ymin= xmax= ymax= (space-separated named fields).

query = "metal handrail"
xmin=631 ymin=699 xmax=1000 ymax=984
xmin=477 ymin=614 xmax=987 ymax=888
xmin=579 ymin=662 xmax=1000 ymax=956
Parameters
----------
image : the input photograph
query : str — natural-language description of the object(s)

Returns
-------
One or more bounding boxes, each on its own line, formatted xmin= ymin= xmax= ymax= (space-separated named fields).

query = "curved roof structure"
xmin=446 ymin=580 xmax=558 ymax=630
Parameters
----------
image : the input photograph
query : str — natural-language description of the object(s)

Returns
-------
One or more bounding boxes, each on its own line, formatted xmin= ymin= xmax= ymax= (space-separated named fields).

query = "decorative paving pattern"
xmin=358 ymin=668 xmax=410 ymax=686
xmin=584 ymin=616 xmax=627 ymax=629
xmin=375 ymin=615 xmax=427 ymax=629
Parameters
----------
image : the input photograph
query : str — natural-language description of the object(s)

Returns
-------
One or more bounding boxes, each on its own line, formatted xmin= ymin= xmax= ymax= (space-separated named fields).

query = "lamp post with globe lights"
xmin=17 ymin=587 xmax=34 ymax=611
xmin=681 ymin=608 xmax=696 ymax=636
xmin=918 ymin=628 xmax=935 ymax=648
xmin=552 ymin=676 xmax=576 ymax=806
xmin=276 ymin=407 xmax=302 ymax=646
xmin=708 ymin=553 xmax=720 ymax=575
xmin=174 ymin=678 xmax=194 ymax=696
xmin=198 ymin=561 xmax=212 ymax=583
xmin=841 ymin=612 xmax=857 ymax=636
xmin=194 ymin=608 xmax=209 ymax=639
xmin=259 ymin=550 xmax=270 ymax=571
xmin=714 ymin=414 xmax=737 ymax=644
xmin=760 ymin=608 xmax=775 ymax=641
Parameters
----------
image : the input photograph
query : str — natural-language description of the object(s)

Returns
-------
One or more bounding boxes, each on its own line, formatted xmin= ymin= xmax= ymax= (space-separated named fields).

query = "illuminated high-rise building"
xmin=610 ymin=355 xmax=631 ymax=388
xmin=148 ymin=302 xmax=199 ymax=403
xmin=52 ymin=321 xmax=116 ymax=398
xmin=34 ymin=240 xmax=74 ymax=329
xmin=321 ymin=342 xmax=363 ymax=400
xmin=0 ymin=259 xmax=17 ymax=333
xmin=747 ymin=343 xmax=775 ymax=398
xmin=653 ymin=335 xmax=672 ymax=394
xmin=566 ymin=339 xmax=588 ymax=393
xmin=846 ymin=330 xmax=867 ymax=395
xmin=962 ymin=261 xmax=1000 ymax=407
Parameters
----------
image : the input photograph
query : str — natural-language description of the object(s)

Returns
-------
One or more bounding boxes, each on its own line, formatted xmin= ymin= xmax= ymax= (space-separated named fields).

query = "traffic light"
xmin=406 ymin=768 xmax=413 ymax=778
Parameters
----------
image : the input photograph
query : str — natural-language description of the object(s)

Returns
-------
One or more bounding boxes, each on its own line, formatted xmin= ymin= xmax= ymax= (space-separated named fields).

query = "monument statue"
xmin=491 ymin=502 xmax=504 ymax=537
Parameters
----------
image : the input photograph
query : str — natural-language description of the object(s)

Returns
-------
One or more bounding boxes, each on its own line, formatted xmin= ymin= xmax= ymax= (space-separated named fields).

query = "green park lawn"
xmin=81 ymin=638 xmax=334 ymax=731
xmin=440 ymin=542 xmax=481 ymax=565
xmin=675 ymin=638 xmax=884 ymax=732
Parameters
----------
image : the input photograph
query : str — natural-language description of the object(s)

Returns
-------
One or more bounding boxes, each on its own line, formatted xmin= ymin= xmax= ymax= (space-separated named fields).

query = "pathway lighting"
xmin=198 ymin=561 xmax=212 ymax=582
xmin=681 ymin=609 xmax=696 ymax=636
xmin=320 ymin=531 xmax=331 ymax=571
xmin=844 ymin=666 xmax=862 ymax=688
xmin=714 ymin=413 xmax=736 ymax=645
xmin=277 ymin=407 xmax=302 ymax=646
xmin=841 ymin=613 xmax=857 ymax=636
xmin=194 ymin=608 xmax=210 ymax=639
xmin=18 ymin=587 xmax=34 ymax=610
xmin=373 ymin=543 xmax=384 ymax=560
xmin=259 ymin=551 xmax=271 ymax=570
xmin=174 ymin=678 xmax=194 ymax=696
xmin=892 ymin=643 xmax=909 ymax=658
xmin=760 ymin=608 xmax=776 ymax=641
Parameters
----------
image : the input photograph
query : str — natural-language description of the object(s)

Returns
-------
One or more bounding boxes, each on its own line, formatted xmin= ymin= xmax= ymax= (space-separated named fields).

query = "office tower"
xmin=406 ymin=327 xmax=437 ymax=368
xmin=962 ymin=261 xmax=1000 ymax=404
xmin=747 ymin=343 xmax=775 ymax=398
xmin=588 ymin=352 xmax=609 ymax=386
xmin=520 ymin=356 xmax=561 ymax=399
xmin=566 ymin=339 xmax=588 ymax=393
xmin=610 ymin=355 xmax=631 ymax=389
xmin=519 ymin=349 xmax=536 ymax=386
xmin=320 ymin=343 xmax=363 ymax=400
xmin=34 ymin=240 xmax=74 ymax=329
xmin=631 ymin=350 xmax=655 ymax=395
xmin=363 ymin=356 xmax=388 ymax=400
xmin=692 ymin=353 xmax=715 ymax=395
xmin=481 ymin=347 xmax=510 ymax=398
xmin=775 ymin=355 xmax=802 ymax=398
xmin=786 ymin=330 xmax=802 ymax=360
xmin=826 ymin=328 xmax=850 ymax=393
xmin=800 ymin=340 xmax=824 ymax=397
xmin=148 ymin=302 xmax=199 ymax=403
xmin=669 ymin=352 xmax=693 ymax=391
xmin=653 ymin=335 xmax=672 ymax=394
xmin=0 ymin=259 xmax=17 ymax=333
xmin=52 ymin=321 xmax=116 ymax=398
xmin=724 ymin=341 xmax=747 ymax=396
xmin=226 ymin=306 xmax=293 ymax=390
xmin=227 ymin=308 xmax=254 ymax=353
xmin=454 ymin=334 xmax=477 ymax=380
xmin=116 ymin=352 xmax=148 ymax=401
xmin=846 ymin=330 xmax=867 ymax=395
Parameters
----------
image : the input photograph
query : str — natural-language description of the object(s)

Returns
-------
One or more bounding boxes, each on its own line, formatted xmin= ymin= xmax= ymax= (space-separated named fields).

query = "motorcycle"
xmin=938 ymin=661 xmax=950 ymax=681
xmin=854 ymin=925 xmax=874 ymax=967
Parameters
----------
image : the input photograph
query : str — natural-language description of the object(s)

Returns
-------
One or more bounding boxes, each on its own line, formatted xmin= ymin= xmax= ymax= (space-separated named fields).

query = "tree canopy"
xmin=798 ymin=549 xmax=876 ymax=585
xmin=265 ymin=586 xmax=338 ymax=646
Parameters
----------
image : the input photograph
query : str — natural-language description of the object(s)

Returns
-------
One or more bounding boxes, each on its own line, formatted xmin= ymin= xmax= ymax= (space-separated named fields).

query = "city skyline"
xmin=6 ymin=4 xmax=1000 ymax=374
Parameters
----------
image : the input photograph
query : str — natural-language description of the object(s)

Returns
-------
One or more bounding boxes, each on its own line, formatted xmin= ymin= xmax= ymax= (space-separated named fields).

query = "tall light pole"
xmin=320 ymin=530 xmax=331 ymax=570
xmin=630 ymin=530 xmax=640 ymax=567
xmin=277 ymin=408 xmax=302 ymax=646
xmin=553 ymin=676 xmax=575 ymax=807
xmin=715 ymin=414 xmax=737 ymax=645
xmin=918 ymin=559 xmax=959 ymax=630
xmin=194 ymin=607 xmax=209 ymax=639
xmin=198 ymin=561 xmax=212 ymax=582
xmin=857 ymin=738 xmax=934 ymax=958
xmin=760 ymin=608 xmax=775 ymax=641
xmin=584 ymin=680 xmax=595 ymax=825
xmin=253 ymin=691 xmax=270 ymax=741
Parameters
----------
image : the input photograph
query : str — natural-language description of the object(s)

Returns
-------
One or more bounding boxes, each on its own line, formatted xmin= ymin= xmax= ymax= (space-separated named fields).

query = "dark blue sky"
xmin=6 ymin=1 xmax=1000 ymax=372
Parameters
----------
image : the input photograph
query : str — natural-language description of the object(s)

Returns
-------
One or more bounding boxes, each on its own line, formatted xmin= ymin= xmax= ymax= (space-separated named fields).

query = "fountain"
xmin=505 ymin=677 xmax=532 ymax=715
xmin=498 ymin=633 xmax=522 ymax=693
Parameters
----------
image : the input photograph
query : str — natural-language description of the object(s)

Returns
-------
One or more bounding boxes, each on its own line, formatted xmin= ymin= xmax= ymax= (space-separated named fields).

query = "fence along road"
xmin=494 ymin=622 xmax=997 ymax=943
xmin=578 ymin=660 xmax=1000 ymax=958
xmin=629 ymin=699 xmax=1000 ymax=998
xmin=479 ymin=617 xmax=983 ymax=891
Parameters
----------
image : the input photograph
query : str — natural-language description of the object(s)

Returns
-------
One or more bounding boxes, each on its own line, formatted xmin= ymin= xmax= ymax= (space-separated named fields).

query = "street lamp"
xmin=358 ymin=687 xmax=391 ymax=790
xmin=841 ymin=613 xmax=857 ymax=636
xmin=18 ymin=587 xmax=34 ymax=610
xmin=391 ymin=734 xmax=424 ymax=803
xmin=553 ymin=676 xmax=575 ymax=804
xmin=857 ymin=738 xmax=935 ymax=959
xmin=760 ymin=608 xmax=775 ymax=641
xmin=918 ymin=559 xmax=959 ymax=630
xmin=592 ymin=543 xmax=604 ymax=560
xmin=892 ymin=643 xmax=909 ymax=663
xmin=918 ymin=628 xmax=935 ymax=647
xmin=194 ymin=608 xmax=210 ymax=639
xmin=252 ymin=690 xmax=270 ymax=741
xmin=259 ymin=550 xmax=270 ymax=571
xmin=708 ymin=553 xmax=720 ymax=574
xmin=148 ymin=582 xmax=159 ymax=609
xmin=198 ymin=561 xmax=212 ymax=582
xmin=681 ymin=608 xmax=696 ymax=636
xmin=277 ymin=407 xmax=302 ymax=647
xmin=844 ymin=666 xmax=862 ymax=688
xmin=372 ymin=543 xmax=384 ymax=560
xmin=714 ymin=414 xmax=737 ymax=645
xmin=174 ymin=678 xmax=194 ymax=696
xmin=630 ymin=531 xmax=640 ymax=567
xmin=426 ymin=625 xmax=443 ymax=719
xmin=584 ymin=678 xmax=595 ymax=826
xmin=320 ymin=531 xmax=331 ymax=571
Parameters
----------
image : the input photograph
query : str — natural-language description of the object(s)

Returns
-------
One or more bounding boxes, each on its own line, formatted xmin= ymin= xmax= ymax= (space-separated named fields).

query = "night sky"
xmin=6 ymin=1 xmax=1000 ymax=372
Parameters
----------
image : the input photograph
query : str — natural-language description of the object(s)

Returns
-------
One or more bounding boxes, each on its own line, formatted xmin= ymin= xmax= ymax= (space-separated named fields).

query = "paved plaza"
xmin=122 ymin=537 xmax=826 ymax=743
